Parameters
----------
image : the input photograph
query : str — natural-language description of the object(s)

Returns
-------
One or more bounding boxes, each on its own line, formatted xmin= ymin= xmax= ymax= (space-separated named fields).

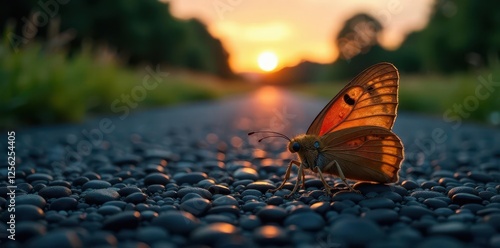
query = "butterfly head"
xmin=288 ymin=135 xmax=322 ymax=169
xmin=248 ymin=131 xmax=322 ymax=169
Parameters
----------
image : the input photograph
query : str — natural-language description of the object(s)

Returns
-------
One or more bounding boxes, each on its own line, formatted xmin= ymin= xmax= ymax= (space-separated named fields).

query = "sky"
xmin=168 ymin=0 xmax=435 ymax=73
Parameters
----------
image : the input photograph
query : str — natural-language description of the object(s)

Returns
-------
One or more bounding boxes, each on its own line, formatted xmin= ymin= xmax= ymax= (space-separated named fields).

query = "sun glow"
xmin=257 ymin=52 xmax=279 ymax=72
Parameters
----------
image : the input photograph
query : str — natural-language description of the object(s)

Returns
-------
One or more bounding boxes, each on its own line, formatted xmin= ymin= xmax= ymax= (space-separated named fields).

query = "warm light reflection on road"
xmin=255 ymin=85 xmax=282 ymax=107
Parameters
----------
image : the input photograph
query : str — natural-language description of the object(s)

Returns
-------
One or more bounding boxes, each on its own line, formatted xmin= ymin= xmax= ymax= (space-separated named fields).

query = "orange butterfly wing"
xmin=306 ymin=62 xmax=399 ymax=136
xmin=319 ymin=126 xmax=404 ymax=183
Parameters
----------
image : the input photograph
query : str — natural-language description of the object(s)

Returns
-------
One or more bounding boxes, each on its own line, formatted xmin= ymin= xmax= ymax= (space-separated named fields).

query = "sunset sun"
xmin=257 ymin=51 xmax=278 ymax=72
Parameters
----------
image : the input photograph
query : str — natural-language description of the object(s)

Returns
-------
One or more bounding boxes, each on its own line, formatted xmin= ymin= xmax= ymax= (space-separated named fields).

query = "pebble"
xmin=208 ymin=185 xmax=231 ymax=195
xmin=484 ymin=214 xmax=500 ymax=231
xmin=213 ymin=195 xmax=239 ymax=206
xmin=82 ymin=180 xmax=112 ymax=190
xmin=359 ymin=197 xmax=395 ymax=209
xmin=242 ymin=189 xmax=263 ymax=197
xmin=468 ymin=171 xmax=493 ymax=183
xmin=144 ymin=173 xmax=170 ymax=186
xmin=15 ymin=205 xmax=45 ymax=221
xmin=311 ymin=202 xmax=330 ymax=215
xmin=17 ymin=182 xmax=33 ymax=193
xmin=174 ymin=172 xmax=208 ymax=185
xmin=112 ymin=154 xmax=141 ymax=165
xmin=479 ymin=191 xmax=495 ymax=200
xmin=400 ymin=206 xmax=435 ymax=219
xmin=136 ymin=226 xmax=170 ymax=245
xmin=181 ymin=192 xmax=202 ymax=202
xmin=254 ymin=225 xmax=288 ymax=245
xmin=428 ymin=222 xmax=472 ymax=241
xmin=362 ymin=209 xmax=399 ymax=224
xmin=147 ymin=184 xmax=165 ymax=194
xmin=284 ymin=212 xmax=325 ymax=231
xmin=190 ymin=223 xmax=240 ymax=246
xmin=410 ymin=190 xmax=445 ymax=199
xmin=267 ymin=196 xmax=284 ymax=205
xmin=180 ymin=198 xmax=211 ymax=216
xmin=151 ymin=211 xmax=200 ymax=235
xmin=82 ymin=232 xmax=118 ymax=246
xmin=421 ymin=181 xmax=439 ymax=189
xmin=234 ymin=168 xmax=259 ymax=180
xmin=85 ymin=189 xmax=120 ymax=204
xmin=491 ymin=195 xmax=500 ymax=203
xmin=26 ymin=173 xmax=54 ymax=183
xmin=27 ymin=230 xmax=82 ymax=248
xmin=447 ymin=186 xmax=478 ymax=198
xmin=72 ymin=177 xmax=90 ymax=186
xmin=330 ymin=201 xmax=350 ymax=212
xmin=16 ymin=221 xmax=46 ymax=242
xmin=331 ymin=191 xmax=364 ymax=203
xmin=124 ymin=192 xmax=147 ymax=204
xmin=118 ymin=187 xmax=142 ymax=197
xmin=208 ymin=205 xmax=240 ymax=216
xmin=416 ymin=236 xmax=465 ymax=248
xmin=178 ymin=187 xmax=212 ymax=200
xmin=16 ymin=194 xmax=47 ymax=208
xmin=380 ymin=191 xmax=403 ymax=202
xmin=304 ymin=178 xmax=324 ymax=188
xmin=242 ymin=201 xmax=267 ymax=212
xmin=49 ymin=180 xmax=72 ymax=188
xmin=204 ymin=214 xmax=237 ymax=224
xmin=246 ymin=181 xmax=276 ymax=192
xmin=257 ymin=206 xmax=287 ymax=223
xmin=38 ymin=186 xmax=72 ymax=199
xmin=98 ymin=205 xmax=122 ymax=215
xmin=353 ymin=183 xmax=395 ymax=194
xmin=50 ymin=197 xmax=78 ymax=211
xmin=424 ymin=198 xmax=449 ymax=209
xmin=401 ymin=180 xmax=419 ymax=190
xmin=452 ymin=193 xmax=483 ymax=205
xmin=102 ymin=211 xmax=141 ymax=230
xmin=240 ymin=215 xmax=262 ymax=230
xmin=329 ymin=218 xmax=384 ymax=246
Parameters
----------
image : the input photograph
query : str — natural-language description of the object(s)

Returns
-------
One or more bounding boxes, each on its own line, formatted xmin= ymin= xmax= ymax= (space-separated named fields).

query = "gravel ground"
xmin=1 ymin=88 xmax=500 ymax=248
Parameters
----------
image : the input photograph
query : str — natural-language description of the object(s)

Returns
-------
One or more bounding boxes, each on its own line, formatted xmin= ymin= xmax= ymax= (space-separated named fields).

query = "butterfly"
xmin=249 ymin=62 xmax=404 ymax=197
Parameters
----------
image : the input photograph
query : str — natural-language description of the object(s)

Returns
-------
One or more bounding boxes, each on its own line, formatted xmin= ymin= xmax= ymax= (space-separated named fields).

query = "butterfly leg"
xmin=334 ymin=161 xmax=361 ymax=193
xmin=269 ymin=160 xmax=301 ymax=193
xmin=287 ymin=163 xmax=304 ymax=198
xmin=301 ymin=168 xmax=306 ymax=189
xmin=316 ymin=168 xmax=333 ymax=195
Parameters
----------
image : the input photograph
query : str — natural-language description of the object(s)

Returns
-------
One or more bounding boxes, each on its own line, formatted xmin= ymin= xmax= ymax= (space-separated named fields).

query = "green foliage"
xmin=1 ymin=0 xmax=233 ymax=78
xmin=0 ymin=40 xmax=232 ymax=128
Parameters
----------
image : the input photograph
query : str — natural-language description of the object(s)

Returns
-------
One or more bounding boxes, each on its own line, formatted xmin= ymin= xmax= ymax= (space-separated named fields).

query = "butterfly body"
xmin=250 ymin=62 xmax=404 ymax=196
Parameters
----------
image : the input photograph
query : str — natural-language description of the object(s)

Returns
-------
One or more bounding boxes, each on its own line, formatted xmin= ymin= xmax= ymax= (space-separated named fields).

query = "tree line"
xmin=1 ymin=0 xmax=234 ymax=78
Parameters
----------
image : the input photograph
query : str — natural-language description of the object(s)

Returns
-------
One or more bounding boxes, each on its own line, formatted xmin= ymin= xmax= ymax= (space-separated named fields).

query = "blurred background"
xmin=1 ymin=0 xmax=499 ymax=129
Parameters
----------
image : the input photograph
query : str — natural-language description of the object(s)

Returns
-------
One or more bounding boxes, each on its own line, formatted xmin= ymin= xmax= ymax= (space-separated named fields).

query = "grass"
xmin=291 ymin=69 xmax=500 ymax=126
xmin=0 ymin=41 xmax=252 ymax=129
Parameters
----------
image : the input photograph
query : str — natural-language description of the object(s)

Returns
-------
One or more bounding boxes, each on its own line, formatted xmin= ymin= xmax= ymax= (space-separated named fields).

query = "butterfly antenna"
xmin=248 ymin=131 xmax=291 ymax=142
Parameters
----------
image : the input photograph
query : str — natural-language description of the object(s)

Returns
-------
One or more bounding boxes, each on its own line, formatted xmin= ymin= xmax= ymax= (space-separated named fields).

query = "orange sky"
xmin=168 ymin=0 xmax=435 ymax=73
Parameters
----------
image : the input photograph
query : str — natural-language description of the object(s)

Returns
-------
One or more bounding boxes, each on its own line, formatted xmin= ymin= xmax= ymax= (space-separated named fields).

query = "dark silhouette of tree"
xmin=1 ymin=0 xmax=234 ymax=78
